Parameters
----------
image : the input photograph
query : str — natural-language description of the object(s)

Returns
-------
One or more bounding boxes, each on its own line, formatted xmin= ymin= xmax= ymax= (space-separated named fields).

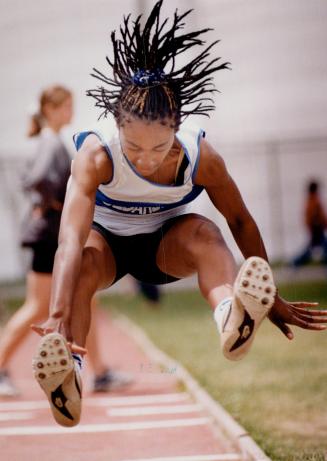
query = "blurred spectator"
xmin=137 ymin=280 xmax=161 ymax=307
xmin=86 ymin=307 xmax=132 ymax=392
xmin=292 ymin=180 xmax=327 ymax=267
xmin=0 ymin=85 xmax=131 ymax=397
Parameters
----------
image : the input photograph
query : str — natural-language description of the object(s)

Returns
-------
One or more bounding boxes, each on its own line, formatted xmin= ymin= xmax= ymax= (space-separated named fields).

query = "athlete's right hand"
xmin=31 ymin=317 xmax=87 ymax=355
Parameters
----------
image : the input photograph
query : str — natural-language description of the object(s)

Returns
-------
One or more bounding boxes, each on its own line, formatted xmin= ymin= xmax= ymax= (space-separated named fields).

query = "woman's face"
xmin=119 ymin=117 xmax=175 ymax=176
xmin=44 ymin=96 xmax=73 ymax=129
xmin=57 ymin=96 xmax=73 ymax=125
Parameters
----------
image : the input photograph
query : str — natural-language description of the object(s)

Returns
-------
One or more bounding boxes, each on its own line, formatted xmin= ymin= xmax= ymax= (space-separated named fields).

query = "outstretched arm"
xmin=194 ymin=138 xmax=327 ymax=338
xmin=32 ymin=135 xmax=112 ymax=346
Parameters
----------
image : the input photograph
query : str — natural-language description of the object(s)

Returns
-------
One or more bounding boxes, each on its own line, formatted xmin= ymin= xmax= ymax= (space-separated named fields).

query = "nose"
xmin=135 ymin=153 xmax=155 ymax=168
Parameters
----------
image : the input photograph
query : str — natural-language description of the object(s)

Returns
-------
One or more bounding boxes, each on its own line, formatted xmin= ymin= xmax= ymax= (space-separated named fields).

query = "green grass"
xmin=0 ymin=298 xmax=22 ymax=324
xmin=1 ymin=281 xmax=326 ymax=460
xmin=101 ymin=281 xmax=327 ymax=461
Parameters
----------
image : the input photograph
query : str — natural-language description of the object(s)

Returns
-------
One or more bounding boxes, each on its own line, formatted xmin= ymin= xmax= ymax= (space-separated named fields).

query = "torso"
xmin=86 ymin=135 xmax=184 ymax=186
xmin=73 ymin=121 xmax=205 ymax=235
xmin=144 ymin=140 xmax=184 ymax=185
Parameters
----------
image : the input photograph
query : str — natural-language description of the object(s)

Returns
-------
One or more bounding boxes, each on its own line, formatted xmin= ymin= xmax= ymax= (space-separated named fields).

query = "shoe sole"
xmin=32 ymin=333 xmax=81 ymax=427
xmin=222 ymin=256 xmax=276 ymax=360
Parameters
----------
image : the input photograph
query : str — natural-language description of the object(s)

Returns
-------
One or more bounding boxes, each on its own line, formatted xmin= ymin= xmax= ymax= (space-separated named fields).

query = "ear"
xmin=42 ymin=102 xmax=55 ymax=119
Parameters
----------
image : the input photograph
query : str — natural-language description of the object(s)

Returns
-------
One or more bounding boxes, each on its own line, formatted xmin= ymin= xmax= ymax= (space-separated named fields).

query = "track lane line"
xmin=107 ymin=404 xmax=202 ymax=416
xmin=0 ymin=411 xmax=35 ymax=421
xmin=0 ymin=417 xmax=210 ymax=436
xmin=120 ymin=455 xmax=241 ymax=461
xmin=0 ymin=393 xmax=190 ymax=412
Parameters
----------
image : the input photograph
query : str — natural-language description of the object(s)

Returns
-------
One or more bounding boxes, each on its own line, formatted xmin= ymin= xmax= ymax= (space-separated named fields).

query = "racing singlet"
xmin=73 ymin=120 xmax=205 ymax=235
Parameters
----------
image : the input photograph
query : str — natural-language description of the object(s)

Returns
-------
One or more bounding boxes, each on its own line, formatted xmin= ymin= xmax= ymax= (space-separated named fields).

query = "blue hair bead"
xmin=132 ymin=69 xmax=166 ymax=87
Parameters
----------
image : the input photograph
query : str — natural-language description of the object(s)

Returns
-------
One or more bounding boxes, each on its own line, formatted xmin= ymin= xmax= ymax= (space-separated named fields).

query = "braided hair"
xmin=87 ymin=0 xmax=230 ymax=129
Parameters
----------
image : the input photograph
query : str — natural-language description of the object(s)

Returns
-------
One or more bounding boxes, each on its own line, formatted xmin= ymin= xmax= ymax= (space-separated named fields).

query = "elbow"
xmin=228 ymin=215 xmax=245 ymax=232
xmin=228 ymin=214 xmax=257 ymax=234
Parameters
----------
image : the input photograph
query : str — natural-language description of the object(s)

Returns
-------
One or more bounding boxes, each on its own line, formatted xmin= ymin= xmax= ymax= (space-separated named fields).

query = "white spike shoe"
xmin=32 ymin=333 xmax=82 ymax=427
xmin=215 ymin=256 xmax=276 ymax=361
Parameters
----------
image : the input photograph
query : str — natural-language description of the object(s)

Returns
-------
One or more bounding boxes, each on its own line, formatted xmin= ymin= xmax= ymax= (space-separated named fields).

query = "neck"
xmin=45 ymin=122 xmax=62 ymax=133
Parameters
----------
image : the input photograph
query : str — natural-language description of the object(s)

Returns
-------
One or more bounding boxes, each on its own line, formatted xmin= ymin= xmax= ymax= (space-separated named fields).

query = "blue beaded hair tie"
xmin=132 ymin=69 xmax=166 ymax=87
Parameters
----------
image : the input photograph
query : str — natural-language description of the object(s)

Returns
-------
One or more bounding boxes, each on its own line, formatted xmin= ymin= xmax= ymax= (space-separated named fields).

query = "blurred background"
xmin=1 ymin=0 xmax=327 ymax=282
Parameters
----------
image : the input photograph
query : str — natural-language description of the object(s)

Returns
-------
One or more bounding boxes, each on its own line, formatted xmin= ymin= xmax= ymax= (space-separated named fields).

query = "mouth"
xmin=136 ymin=165 xmax=157 ymax=175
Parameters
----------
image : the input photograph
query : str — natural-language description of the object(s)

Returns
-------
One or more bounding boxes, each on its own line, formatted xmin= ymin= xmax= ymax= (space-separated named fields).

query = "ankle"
xmin=208 ymin=284 xmax=233 ymax=309
xmin=213 ymin=297 xmax=233 ymax=333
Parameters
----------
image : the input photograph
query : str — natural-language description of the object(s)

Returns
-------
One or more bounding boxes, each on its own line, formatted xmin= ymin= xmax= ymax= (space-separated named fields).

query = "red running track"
xmin=0 ymin=309 xmax=241 ymax=461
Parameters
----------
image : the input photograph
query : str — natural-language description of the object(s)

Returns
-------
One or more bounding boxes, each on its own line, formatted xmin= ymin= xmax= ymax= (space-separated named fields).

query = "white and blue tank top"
xmin=73 ymin=120 xmax=205 ymax=236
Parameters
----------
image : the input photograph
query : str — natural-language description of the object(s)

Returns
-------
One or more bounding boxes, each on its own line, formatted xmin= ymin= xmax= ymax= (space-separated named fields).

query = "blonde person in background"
xmin=0 ymin=85 xmax=131 ymax=397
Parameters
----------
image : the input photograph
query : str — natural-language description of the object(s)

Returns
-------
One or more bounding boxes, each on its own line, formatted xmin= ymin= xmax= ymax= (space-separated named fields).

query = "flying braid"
xmin=87 ymin=0 xmax=230 ymax=127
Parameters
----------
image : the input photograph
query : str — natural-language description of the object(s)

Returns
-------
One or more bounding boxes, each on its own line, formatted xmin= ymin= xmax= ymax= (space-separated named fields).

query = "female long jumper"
xmin=32 ymin=1 xmax=327 ymax=427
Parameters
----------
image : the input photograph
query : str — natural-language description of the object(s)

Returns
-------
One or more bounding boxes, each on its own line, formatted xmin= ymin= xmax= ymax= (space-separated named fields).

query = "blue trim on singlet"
xmin=95 ymin=186 xmax=204 ymax=215
xmin=118 ymin=128 xmax=193 ymax=189
xmin=175 ymin=132 xmax=192 ymax=184
xmin=122 ymin=150 xmax=191 ymax=189
xmin=192 ymin=129 xmax=205 ymax=181
xmin=73 ymin=130 xmax=114 ymax=185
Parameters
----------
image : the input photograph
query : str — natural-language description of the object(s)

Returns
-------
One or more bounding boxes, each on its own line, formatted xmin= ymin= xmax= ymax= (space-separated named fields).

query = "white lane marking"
xmin=121 ymin=455 xmax=241 ymax=461
xmin=0 ymin=393 xmax=189 ymax=412
xmin=0 ymin=401 xmax=48 ymax=411
xmin=0 ymin=417 xmax=209 ymax=436
xmin=108 ymin=404 xmax=202 ymax=417
xmin=0 ymin=412 xmax=34 ymax=421
xmin=87 ymin=394 xmax=190 ymax=407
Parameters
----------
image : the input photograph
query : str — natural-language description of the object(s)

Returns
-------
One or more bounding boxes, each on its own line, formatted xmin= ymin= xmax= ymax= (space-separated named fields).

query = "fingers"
xmin=294 ymin=314 xmax=327 ymax=324
xmin=290 ymin=307 xmax=327 ymax=322
xmin=290 ymin=302 xmax=319 ymax=307
xmin=289 ymin=302 xmax=327 ymax=318
xmin=289 ymin=313 xmax=327 ymax=331
xmin=290 ymin=307 xmax=327 ymax=323
xmin=270 ymin=298 xmax=327 ymax=334
xmin=31 ymin=324 xmax=44 ymax=336
xmin=289 ymin=303 xmax=327 ymax=329
xmin=31 ymin=325 xmax=87 ymax=355
xmin=31 ymin=324 xmax=54 ymax=336
xmin=291 ymin=307 xmax=327 ymax=316
xmin=67 ymin=342 xmax=87 ymax=356
xmin=278 ymin=321 xmax=294 ymax=340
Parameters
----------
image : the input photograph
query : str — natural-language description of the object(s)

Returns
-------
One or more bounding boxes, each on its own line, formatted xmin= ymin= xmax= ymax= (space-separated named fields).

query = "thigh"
xmin=25 ymin=271 xmax=52 ymax=313
xmin=92 ymin=222 xmax=177 ymax=285
xmin=127 ymin=228 xmax=179 ymax=285
xmin=156 ymin=213 xmax=223 ymax=278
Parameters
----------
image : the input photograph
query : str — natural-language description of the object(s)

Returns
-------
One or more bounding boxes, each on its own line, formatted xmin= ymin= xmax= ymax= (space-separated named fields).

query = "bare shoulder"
xmin=194 ymin=137 xmax=229 ymax=188
xmin=72 ymin=134 xmax=112 ymax=189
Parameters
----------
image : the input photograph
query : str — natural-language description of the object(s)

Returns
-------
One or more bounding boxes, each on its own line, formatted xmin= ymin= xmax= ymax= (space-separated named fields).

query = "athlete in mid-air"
xmin=32 ymin=1 xmax=327 ymax=427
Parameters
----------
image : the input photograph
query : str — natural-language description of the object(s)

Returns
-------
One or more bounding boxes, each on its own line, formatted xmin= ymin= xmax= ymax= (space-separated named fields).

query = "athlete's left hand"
xmin=268 ymin=294 xmax=327 ymax=339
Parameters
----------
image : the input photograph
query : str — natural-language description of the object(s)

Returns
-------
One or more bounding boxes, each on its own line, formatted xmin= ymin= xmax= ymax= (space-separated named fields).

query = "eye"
xmin=153 ymin=148 xmax=166 ymax=153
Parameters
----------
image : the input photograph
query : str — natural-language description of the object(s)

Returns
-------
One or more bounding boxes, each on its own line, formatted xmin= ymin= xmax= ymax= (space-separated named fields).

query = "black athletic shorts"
xmin=92 ymin=216 xmax=183 ymax=285
xmin=31 ymin=241 xmax=58 ymax=274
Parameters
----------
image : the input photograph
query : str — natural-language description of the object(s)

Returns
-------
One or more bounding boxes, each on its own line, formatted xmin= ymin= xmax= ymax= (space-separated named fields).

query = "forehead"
xmin=120 ymin=117 xmax=175 ymax=144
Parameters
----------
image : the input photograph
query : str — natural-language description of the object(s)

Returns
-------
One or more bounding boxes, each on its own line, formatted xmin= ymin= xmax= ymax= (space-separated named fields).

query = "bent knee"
xmin=173 ymin=217 xmax=227 ymax=266
xmin=194 ymin=220 xmax=223 ymax=244
xmin=78 ymin=247 xmax=112 ymax=291
xmin=79 ymin=248 xmax=101 ymax=284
